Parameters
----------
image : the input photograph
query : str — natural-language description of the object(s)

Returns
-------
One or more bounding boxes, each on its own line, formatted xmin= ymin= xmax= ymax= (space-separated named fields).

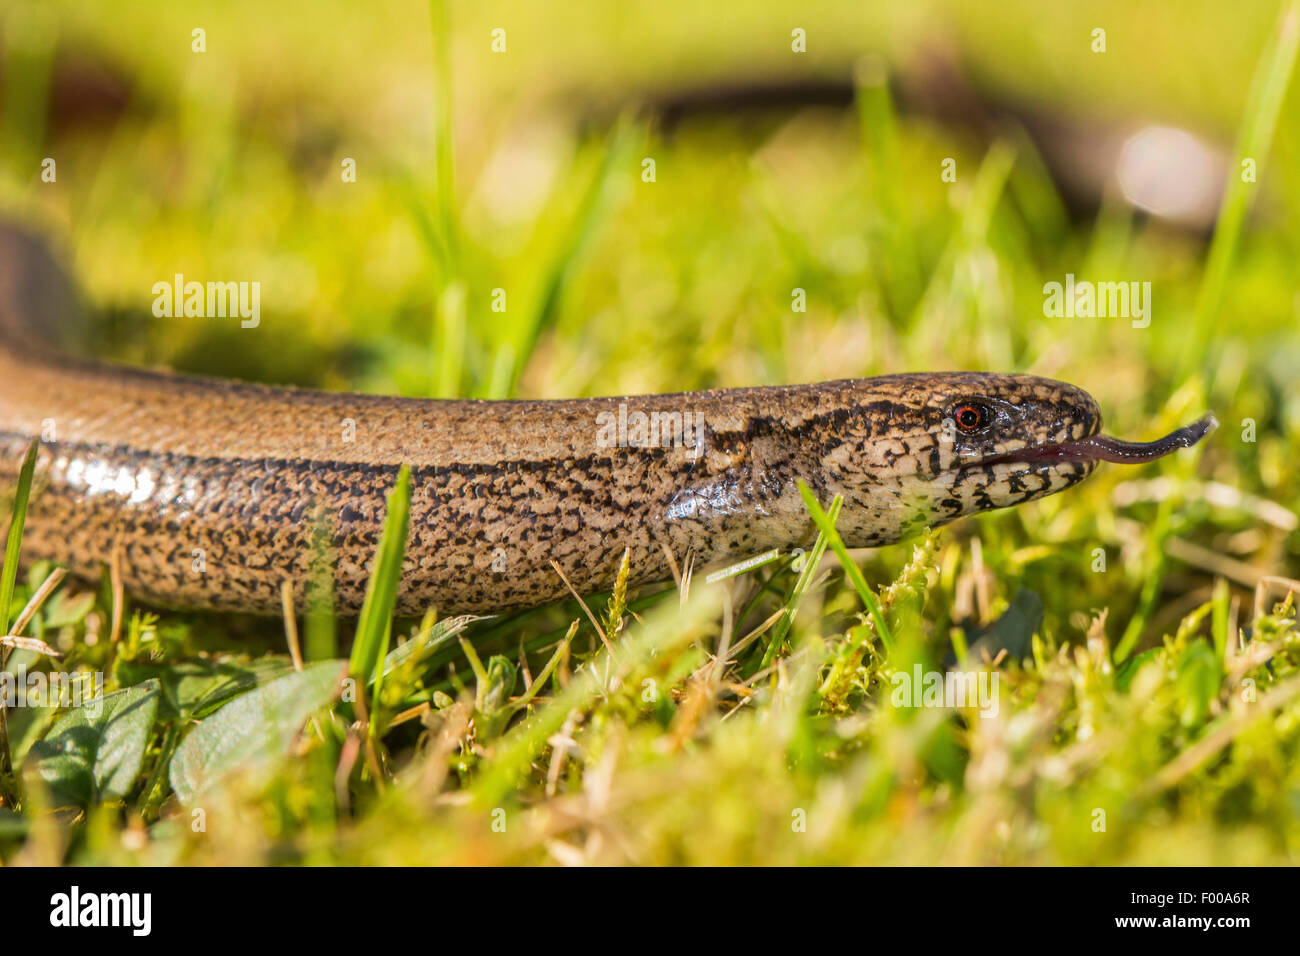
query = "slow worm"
xmin=0 ymin=226 xmax=1215 ymax=615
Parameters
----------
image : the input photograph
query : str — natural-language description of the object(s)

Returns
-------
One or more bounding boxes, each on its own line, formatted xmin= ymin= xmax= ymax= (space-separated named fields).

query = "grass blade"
xmin=1185 ymin=0 xmax=1300 ymax=383
xmin=796 ymin=480 xmax=894 ymax=654
xmin=0 ymin=437 xmax=39 ymax=799
xmin=433 ymin=280 xmax=466 ymax=398
xmin=349 ymin=466 xmax=413 ymax=693
xmin=499 ymin=114 xmax=638 ymax=397
xmin=0 ymin=438 xmax=38 ymax=635
xmin=910 ymin=139 xmax=1017 ymax=329
xmin=854 ymin=55 xmax=921 ymax=321
xmin=428 ymin=0 xmax=457 ymax=276
xmin=759 ymin=498 xmax=842 ymax=669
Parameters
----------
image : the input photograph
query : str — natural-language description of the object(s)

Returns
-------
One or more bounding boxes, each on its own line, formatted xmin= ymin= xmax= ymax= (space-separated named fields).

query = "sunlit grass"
xmin=0 ymin=1 xmax=1298 ymax=864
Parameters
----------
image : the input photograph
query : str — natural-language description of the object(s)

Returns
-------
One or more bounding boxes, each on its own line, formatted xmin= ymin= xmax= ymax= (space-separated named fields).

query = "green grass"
xmin=0 ymin=0 xmax=1298 ymax=864
xmin=0 ymin=438 xmax=39 ymax=802
xmin=1186 ymin=0 xmax=1300 ymax=385
xmin=798 ymin=483 xmax=894 ymax=654
xmin=349 ymin=465 xmax=412 ymax=695
xmin=0 ymin=439 xmax=37 ymax=637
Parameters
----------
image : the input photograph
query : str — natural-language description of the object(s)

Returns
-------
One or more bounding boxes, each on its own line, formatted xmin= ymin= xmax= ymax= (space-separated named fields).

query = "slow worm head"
xmin=0 ymin=225 xmax=1213 ymax=615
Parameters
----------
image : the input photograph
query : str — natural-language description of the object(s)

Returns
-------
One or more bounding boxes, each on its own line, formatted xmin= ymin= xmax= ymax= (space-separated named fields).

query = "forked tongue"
xmin=1021 ymin=414 xmax=1218 ymax=464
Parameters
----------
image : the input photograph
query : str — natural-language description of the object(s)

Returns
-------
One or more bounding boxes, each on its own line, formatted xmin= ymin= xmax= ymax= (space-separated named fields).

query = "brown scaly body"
xmin=0 ymin=227 xmax=1210 ymax=616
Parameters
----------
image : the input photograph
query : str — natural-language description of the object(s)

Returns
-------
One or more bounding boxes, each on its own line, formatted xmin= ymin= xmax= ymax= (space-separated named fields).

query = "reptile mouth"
xmin=980 ymin=413 xmax=1217 ymax=467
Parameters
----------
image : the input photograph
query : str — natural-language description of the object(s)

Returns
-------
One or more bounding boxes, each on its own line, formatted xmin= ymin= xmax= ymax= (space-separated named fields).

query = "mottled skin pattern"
xmin=0 ymin=229 xmax=1100 ymax=616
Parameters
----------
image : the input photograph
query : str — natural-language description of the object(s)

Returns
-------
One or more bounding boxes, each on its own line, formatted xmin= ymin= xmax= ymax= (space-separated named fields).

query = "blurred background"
xmin=1 ymin=0 xmax=1296 ymax=399
xmin=2 ymin=0 xmax=1299 ymax=866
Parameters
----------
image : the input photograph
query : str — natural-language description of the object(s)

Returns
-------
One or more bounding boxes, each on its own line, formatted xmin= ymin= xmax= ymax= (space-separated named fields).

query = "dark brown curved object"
xmin=0 ymin=226 xmax=1211 ymax=615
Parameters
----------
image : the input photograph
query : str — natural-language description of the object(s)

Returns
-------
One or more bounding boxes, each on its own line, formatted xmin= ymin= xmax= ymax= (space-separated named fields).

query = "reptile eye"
xmin=951 ymin=402 xmax=991 ymax=433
